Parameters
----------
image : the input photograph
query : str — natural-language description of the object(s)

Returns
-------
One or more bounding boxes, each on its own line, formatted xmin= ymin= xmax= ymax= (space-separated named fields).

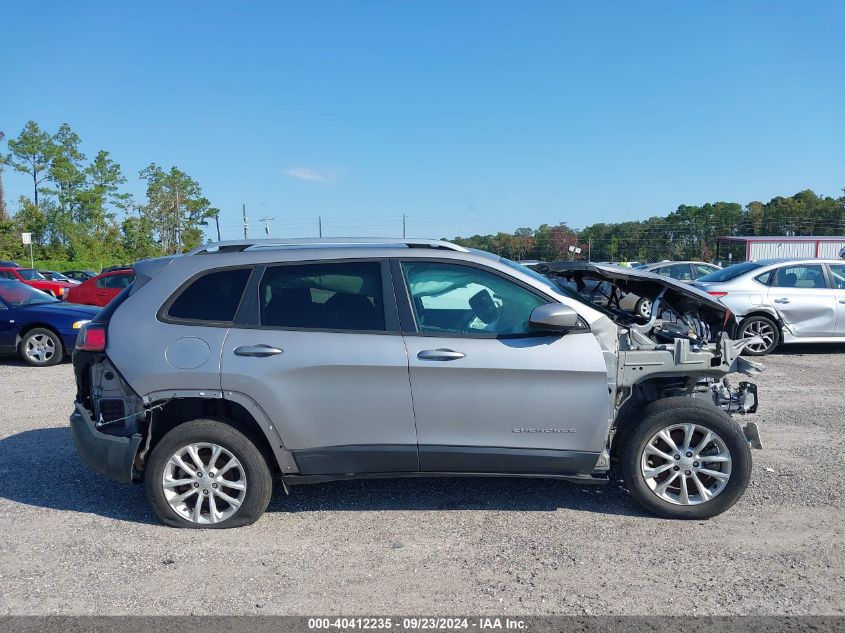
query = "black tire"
xmin=18 ymin=327 xmax=64 ymax=367
xmin=737 ymin=316 xmax=780 ymax=356
xmin=634 ymin=297 xmax=652 ymax=319
xmin=144 ymin=419 xmax=273 ymax=529
xmin=620 ymin=397 xmax=751 ymax=520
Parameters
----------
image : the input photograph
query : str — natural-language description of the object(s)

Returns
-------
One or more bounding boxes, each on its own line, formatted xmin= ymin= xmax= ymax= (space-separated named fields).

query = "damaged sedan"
xmin=70 ymin=239 xmax=764 ymax=528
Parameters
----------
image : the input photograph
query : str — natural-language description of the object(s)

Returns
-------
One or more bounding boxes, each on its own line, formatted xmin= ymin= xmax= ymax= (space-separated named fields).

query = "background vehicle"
xmin=66 ymin=268 xmax=135 ymax=306
xmin=0 ymin=266 xmax=75 ymax=299
xmin=70 ymin=238 xmax=761 ymax=528
xmin=694 ymin=258 xmax=845 ymax=355
xmin=0 ymin=280 xmax=98 ymax=366
xmin=621 ymin=261 xmax=720 ymax=317
xmin=0 ymin=260 xmax=20 ymax=267
xmin=63 ymin=270 xmax=96 ymax=282
xmin=39 ymin=270 xmax=81 ymax=284
xmin=637 ymin=261 xmax=720 ymax=281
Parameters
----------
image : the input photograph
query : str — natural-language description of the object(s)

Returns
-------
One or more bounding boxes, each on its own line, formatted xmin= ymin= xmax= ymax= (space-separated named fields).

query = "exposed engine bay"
xmin=535 ymin=262 xmax=764 ymax=447
xmin=536 ymin=261 xmax=731 ymax=347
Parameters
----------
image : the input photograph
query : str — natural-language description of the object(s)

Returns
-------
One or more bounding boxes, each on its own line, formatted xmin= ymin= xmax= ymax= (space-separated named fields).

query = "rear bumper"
xmin=69 ymin=402 xmax=141 ymax=484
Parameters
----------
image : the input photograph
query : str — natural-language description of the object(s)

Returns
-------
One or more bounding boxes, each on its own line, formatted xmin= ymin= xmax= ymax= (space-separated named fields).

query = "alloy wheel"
xmin=162 ymin=443 xmax=248 ymax=524
xmin=25 ymin=333 xmax=56 ymax=364
xmin=640 ymin=423 xmax=732 ymax=505
xmin=743 ymin=320 xmax=776 ymax=353
xmin=638 ymin=299 xmax=652 ymax=318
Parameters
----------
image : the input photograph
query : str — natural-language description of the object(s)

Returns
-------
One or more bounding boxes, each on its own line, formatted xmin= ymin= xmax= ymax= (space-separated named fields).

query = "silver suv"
xmin=70 ymin=238 xmax=764 ymax=528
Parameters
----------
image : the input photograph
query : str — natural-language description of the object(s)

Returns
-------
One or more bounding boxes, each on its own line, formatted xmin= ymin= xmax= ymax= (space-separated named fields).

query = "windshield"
xmin=16 ymin=268 xmax=46 ymax=281
xmin=0 ymin=280 xmax=59 ymax=306
xmin=696 ymin=261 xmax=763 ymax=282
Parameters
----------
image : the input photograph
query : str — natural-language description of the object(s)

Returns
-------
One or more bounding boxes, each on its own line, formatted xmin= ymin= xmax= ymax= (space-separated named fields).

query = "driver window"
xmin=401 ymin=261 xmax=547 ymax=336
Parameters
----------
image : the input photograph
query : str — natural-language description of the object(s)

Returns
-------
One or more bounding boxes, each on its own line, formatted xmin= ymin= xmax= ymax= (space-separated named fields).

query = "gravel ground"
xmin=0 ymin=347 xmax=843 ymax=615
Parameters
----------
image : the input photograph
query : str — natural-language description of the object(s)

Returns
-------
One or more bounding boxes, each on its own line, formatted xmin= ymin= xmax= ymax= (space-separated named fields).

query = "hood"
xmin=19 ymin=301 xmax=100 ymax=320
xmin=536 ymin=261 xmax=730 ymax=322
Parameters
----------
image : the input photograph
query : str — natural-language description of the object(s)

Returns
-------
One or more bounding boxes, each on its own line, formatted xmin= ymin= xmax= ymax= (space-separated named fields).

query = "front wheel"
xmin=621 ymin=398 xmax=751 ymax=519
xmin=145 ymin=419 xmax=273 ymax=528
xmin=19 ymin=328 xmax=64 ymax=366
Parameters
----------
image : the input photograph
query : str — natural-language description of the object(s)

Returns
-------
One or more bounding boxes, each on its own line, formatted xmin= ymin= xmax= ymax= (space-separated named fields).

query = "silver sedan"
xmin=694 ymin=258 xmax=845 ymax=355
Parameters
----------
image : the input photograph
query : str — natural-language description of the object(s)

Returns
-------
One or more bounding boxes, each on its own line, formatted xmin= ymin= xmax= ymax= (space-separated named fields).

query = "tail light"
xmin=76 ymin=323 xmax=107 ymax=351
xmin=708 ymin=291 xmax=728 ymax=298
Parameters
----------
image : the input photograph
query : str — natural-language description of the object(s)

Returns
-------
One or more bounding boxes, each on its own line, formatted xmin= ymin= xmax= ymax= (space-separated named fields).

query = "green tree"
xmin=140 ymin=164 xmax=215 ymax=253
xmin=6 ymin=121 xmax=54 ymax=207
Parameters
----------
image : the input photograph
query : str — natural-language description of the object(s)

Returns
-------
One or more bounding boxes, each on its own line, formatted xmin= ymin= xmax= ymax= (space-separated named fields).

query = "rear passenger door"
xmin=767 ymin=264 xmax=836 ymax=337
xmin=220 ymin=259 xmax=418 ymax=475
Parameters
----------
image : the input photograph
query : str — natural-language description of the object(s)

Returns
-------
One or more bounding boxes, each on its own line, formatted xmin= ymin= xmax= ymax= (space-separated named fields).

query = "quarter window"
xmin=401 ymin=261 xmax=547 ymax=336
xmin=773 ymin=265 xmax=826 ymax=289
xmin=167 ymin=268 xmax=252 ymax=323
xmin=259 ymin=261 xmax=385 ymax=331
xmin=657 ymin=263 xmax=693 ymax=281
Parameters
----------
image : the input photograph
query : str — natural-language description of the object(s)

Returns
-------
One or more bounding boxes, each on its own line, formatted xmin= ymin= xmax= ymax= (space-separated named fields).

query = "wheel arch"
xmin=144 ymin=396 xmax=295 ymax=476
xmin=16 ymin=323 xmax=65 ymax=351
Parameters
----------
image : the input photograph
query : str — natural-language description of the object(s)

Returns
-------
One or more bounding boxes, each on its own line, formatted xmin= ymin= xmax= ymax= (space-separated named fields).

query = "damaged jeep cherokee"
xmin=70 ymin=239 xmax=764 ymax=528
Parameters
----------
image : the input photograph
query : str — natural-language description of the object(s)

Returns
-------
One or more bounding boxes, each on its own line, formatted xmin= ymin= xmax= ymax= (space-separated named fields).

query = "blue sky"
xmin=2 ymin=1 xmax=843 ymax=240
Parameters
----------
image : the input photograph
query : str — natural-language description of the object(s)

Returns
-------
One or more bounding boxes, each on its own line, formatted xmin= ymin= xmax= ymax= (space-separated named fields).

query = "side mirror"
xmin=529 ymin=303 xmax=580 ymax=332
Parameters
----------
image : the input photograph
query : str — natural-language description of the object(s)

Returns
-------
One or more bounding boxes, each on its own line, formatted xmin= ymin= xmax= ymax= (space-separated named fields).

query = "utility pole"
xmin=402 ymin=214 xmax=406 ymax=238
xmin=588 ymin=237 xmax=592 ymax=262
xmin=242 ymin=204 xmax=249 ymax=239
xmin=318 ymin=215 xmax=322 ymax=238
xmin=260 ymin=216 xmax=275 ymax=236
xmin=214 ymin=210 xmax=221 ymax=241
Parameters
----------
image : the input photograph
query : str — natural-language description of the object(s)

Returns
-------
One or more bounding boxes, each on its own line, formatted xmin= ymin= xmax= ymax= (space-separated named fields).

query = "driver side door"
xmin=395 ymin=259 xmax=610 ymax=475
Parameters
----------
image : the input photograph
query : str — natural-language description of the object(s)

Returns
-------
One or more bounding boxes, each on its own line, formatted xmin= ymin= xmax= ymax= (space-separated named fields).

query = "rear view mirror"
xmin=529 ymin=303 xmax=580 ymax=332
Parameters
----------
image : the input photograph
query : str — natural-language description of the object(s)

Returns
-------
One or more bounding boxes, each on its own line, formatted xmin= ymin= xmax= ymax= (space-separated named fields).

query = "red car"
xmin=65 ymin=268 xmax=135 ymax=307
xmin=0 ymin=267 xmax=75 ymax=300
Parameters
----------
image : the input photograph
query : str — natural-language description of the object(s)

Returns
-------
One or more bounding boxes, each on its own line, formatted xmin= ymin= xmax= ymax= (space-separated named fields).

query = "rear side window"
xmin=97 ymin=273 xmax=135 ymax=289
xmin=167 ymin=268 xmax=252 ymax=323
xmin=773 ymin=264 xmax=826 ymax=289
xmin=259 ymin=261 xmax=385 ymax=331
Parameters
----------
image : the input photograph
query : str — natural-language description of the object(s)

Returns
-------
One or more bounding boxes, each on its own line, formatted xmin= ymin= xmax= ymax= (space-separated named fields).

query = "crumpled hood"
xmin=536 ymin=261 xmax=730 ymax=321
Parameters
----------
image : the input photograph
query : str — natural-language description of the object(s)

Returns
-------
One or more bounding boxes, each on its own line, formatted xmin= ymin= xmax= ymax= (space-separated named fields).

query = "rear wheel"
xmin=738 ymin=316 xmax=779 ymax=356
xmin=621 ymin=397 xmax=751 ymax=519
xmin=145 ymin=419 xmax=273 ymax=528
xmin=19 ymin=328 xmax=63 ymax=366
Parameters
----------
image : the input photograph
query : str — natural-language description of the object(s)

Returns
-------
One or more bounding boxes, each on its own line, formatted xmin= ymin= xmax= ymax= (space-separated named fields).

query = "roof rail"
xmin=187 ymin=237 xmax=468 ymax=255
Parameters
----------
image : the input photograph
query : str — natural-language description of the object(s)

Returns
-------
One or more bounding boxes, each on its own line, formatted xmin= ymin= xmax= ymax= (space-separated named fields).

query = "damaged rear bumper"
xmin=69 ymin=402 xmax=141 ymax=484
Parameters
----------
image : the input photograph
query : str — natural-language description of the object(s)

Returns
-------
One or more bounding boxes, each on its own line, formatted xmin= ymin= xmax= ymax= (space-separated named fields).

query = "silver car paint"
xmin=111 ymin=244 xmax=616 ymax=459
xmin=403 ymin=331 xmax=610 ymax=453
xmin=220 ymin=328 xmax=417 ymax=451
xmin=695 ymin=258 xmax=843 ymax=344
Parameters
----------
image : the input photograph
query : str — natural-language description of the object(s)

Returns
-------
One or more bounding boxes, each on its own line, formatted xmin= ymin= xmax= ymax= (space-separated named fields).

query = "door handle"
xmin=234 ymin=344 xmax=283 ymax=357
xmin=417 ymin=349 xmax=465 ymax=361
xmin=773 ymin=298 xmax=790 ymax=304
xmin=839 ymin=300 xmax=845 ymax=304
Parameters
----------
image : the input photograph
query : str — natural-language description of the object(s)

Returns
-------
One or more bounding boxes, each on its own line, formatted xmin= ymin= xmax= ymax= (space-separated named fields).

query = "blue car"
xmin=0 ymin=280 xmax=100 ymax=366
